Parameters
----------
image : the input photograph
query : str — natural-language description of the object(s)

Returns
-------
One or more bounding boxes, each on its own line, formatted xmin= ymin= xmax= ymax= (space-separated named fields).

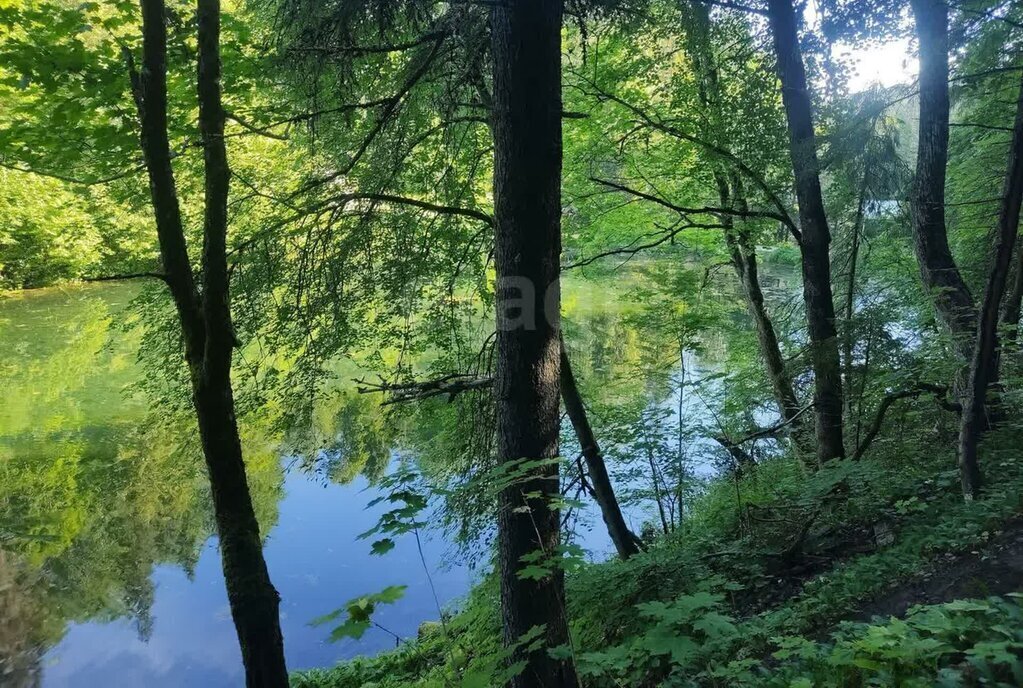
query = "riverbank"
xmin=294 ymin=422 xmax=1023 ymax=687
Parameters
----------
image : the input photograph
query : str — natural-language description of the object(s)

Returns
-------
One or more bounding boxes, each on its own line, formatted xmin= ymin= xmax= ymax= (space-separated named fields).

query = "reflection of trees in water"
xmin=0 ymin=285 xmax=403 ymax=674
xmin=0 ymin=419 xmax=210 ymax=671
xmin=284 ymin=389 xmax=395 ymax=485
xmin=0 ymin=265 xmax=802 ymax=672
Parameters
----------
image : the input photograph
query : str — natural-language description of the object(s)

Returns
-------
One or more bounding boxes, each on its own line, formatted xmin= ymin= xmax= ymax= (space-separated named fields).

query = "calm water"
xmin=0 ymin=285 xmax=480 ymax=686
xmin=0 ymin=266 xmax=794 ymax=686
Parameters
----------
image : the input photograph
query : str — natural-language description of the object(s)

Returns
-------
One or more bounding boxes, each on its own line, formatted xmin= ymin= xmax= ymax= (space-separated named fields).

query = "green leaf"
xmin=370 ymin=538 xmax=395 ymax=555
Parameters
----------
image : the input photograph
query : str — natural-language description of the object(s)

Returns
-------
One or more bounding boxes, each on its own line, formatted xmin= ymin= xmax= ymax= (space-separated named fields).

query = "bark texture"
xmin=957 ymin=71 xmax=1023 ymax=500
xmin=766 ymin=0 xmax=845 ymax=463
xmin=134 ymin=1 xmax=288 ymax=685
xmin=491 ymin=0 xmax=577 ymax=685
xmin=560 ymin=338 xmax=640 ymax=560
xmin=909 ymin=0 xmax=977 ymax=360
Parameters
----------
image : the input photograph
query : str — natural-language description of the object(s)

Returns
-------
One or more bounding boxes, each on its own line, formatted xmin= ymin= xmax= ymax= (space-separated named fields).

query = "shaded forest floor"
xmin=858 ymin=513 xmax=1023 ymax=620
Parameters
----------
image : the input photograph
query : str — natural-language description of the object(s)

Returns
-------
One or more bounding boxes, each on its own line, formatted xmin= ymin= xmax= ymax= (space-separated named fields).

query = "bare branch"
xmin=355 ymin=374 xmax=493 ymax=404
xmin=225 ymin=111 xmax=291 ymax=141
xmin=329 ymin=192 xmax=494 ymax=225
xmin=591 ymin=177 xmax=794 ymax=226
xmin=562 ymin=218 xmax=727 ymax=270
xmin=724 ymin=403 xmax=815 ymax=446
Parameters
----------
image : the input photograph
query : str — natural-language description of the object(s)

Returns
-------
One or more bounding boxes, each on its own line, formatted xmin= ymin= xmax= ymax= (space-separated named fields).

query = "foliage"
xmin=4 ymin=0 xmax=1023 ymax=685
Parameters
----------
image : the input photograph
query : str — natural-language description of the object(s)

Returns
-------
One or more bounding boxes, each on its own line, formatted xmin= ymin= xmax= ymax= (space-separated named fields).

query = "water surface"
xmin=0 ymin=266 xmax=795 ymax=686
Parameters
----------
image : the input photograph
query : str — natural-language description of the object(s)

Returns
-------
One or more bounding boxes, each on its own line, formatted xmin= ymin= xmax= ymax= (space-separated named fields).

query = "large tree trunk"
xmin=957 ymin=71 xmax=1023 ymax=500
xmin=909 ymin=0 xmax=977 ymax=364
xmin=134 ymin=1 xmax=289 ymax=685
xmin=470 ymin=57 xmax=635 ymax=564
xmin=560 ymin=338 xmax=640 ymax=560
xmin=491 ymin=0 xmax=577 ymax=686
xmin=766 ymin=0 xmax=845 ymax=464
xmin=684 ymin=0 xmax=803 ymax=437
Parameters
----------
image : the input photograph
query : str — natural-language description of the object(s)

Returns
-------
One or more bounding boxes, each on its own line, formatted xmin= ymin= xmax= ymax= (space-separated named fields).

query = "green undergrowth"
xmin=292 ymin=426 xmax=1023 ymax=687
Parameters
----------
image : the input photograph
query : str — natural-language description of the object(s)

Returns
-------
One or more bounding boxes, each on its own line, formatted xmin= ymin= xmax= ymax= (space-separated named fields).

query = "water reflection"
xmin=0 ymin=261 xmax=800 ymax=686
xmin=0 ymin=286 xmax=469 ymax=686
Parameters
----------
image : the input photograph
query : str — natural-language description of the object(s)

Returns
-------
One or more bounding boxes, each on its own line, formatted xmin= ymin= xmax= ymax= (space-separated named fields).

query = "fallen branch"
xmin=355 ymin=373 xmax=492 ymax=404
xmin=82 ymin=272 xmax=168 ymax=283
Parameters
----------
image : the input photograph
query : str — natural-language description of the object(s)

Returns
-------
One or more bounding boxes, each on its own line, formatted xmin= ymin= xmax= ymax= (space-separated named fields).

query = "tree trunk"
xmin=766 ymin=0 xmax=845 ymax=464
xmin=1001 ymin=245 xmax=1023 ymax=341
xmin=684 ymin=0 xmax=803 ymax=439
xmin=843 ymin=167 xmax=869 ymax=435
xmin=193 ymin=381 xmax=289 ymax=686
xmin=724 ymin=175 xmax=804 ymax=429
xmin=134 ymin=1 xmax=289 ymax=684
xmin=957 ymin=70 xmax=1023 ymax=500
xmin=909 ymin=0 xmax=976 ymax=364
xmin=491 ymin=0 xmax=577 ymax=685
xmin=560 ymin=338 xmax=640 ymax=560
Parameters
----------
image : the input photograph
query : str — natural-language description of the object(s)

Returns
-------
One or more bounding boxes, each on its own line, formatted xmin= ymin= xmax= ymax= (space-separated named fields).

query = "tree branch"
xmin=82 ymin=271 xmax=168 ymax=283
xmin=591 ymin=177 xmax=794 ymax=226
xmin=329 ymin=192 xmax=494 ymax=225
xmin=581 ymin=83 xmax=801 ymax=242
xmin=562 ymin=218 xmax=727 ymax=270
xmin=0 ymin=159 xmax=144 ymax=186
xmin=697 ymin=0 xmax=768 ymax=16
xmin=852 ymin=383 xmax=958 ymax=461
xmin=355 ymin=374 xmax=493 ymax=404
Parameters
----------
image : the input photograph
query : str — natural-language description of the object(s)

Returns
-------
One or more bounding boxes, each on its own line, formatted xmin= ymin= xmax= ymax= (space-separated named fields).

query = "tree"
xmin=491 ymin=0 xmax=578 ymax=684
xmin=682 ymin=0 xmax=803 ymax=437
xmin=129 ymin=0 xmax=288 ymax=684
xmin=907 ymin=0 xmax=976 ymax=370
xmin=957 ymin=69 xmax=1023 ymax=499
xmin=560 ymin=336 xmax=641 ymax=559
xmin=766 ymin=0 xmax=845 ymax=462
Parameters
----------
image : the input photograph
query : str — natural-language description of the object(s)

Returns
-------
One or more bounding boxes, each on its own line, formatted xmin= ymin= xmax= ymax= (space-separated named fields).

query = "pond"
xmin=0 ymin=262 xmax=798 ymax=686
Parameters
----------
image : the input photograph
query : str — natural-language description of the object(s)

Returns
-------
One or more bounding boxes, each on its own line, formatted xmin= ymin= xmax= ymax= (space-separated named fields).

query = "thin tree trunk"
xmin=133 ymin=1 xmax=288 ymax=685
xmin=1001 ymin=245 xmax=1023 ymax=339
xmin=766 ymin=0 xmax=845 ymax=464
xmin=909 ymin=0 xmax=977 ymax=366
xmin=843 ymin=167 xmax=869 ymax=430
xmin=957 ymin=70 xmax=1023 ymax=500
xmin=685 ymin=0 xmax=802 ymax=437
xmin=725 ymin=175 xmax=804 ymax=427
xmin=646 ymin=445 xmax=671 ymax=535
xmin=560 ymin=338 xmax=640 ymax=559
xmin=491 ymin=0 xmax=577 ymax=685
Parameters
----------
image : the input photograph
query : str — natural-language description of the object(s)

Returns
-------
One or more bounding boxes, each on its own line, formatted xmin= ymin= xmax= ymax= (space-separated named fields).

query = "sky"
xmin=839 ymin=37 xmax=918 ymax=92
